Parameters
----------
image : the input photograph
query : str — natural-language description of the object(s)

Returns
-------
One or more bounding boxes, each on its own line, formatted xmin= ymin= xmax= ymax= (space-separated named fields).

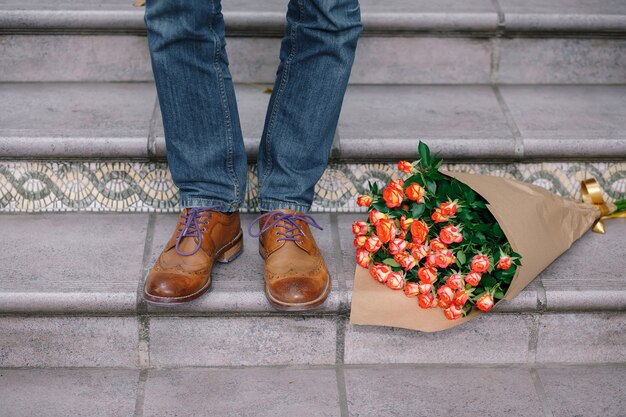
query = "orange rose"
xmin=352 ymin=221 xmax=368 ymax=236
xmin=410 ymin=220 xmax=429 ymax=244
xmin=417 ymin=266 xmax=437 ymax=284
xmin=356 ymin=195 xmax=372 ymax=207
xmin=386 ymin=271 xmax=405 ymax=290
xmin=356 ymin=247 xmax=371 ymax=268
xmin=353 ymin=235 xmax=367 ymax=247
xmin=425 ymin=253 xmax=437 ymax=267
xmin=390 ymin=178 xmax=404 ymax=191
xmin=431 ymin=208 xmax=448 ymax=223
xmin=405 ymin=183 xmax=424 ymax=203
xmin=383 ymin=185 xmax=404 ymax=208
xmin=465 ymin=271 xmax=482 ymax=286
xmin=445 ymin=273 xmax=464 ymax=290
xmin=410 ymin=244 xmax=430 ymax=261
xmin=418 ymin=283 xmax=432 ymax=294
xmin=369 ymin=209 xmax=387 ymax=226
xmin=396 ymin=230 xmax=406 ymax=240
xmin=497 ymin=256 xmax=512 ymax=270
xmin=397 ymin=160 xmax=413 ymax=174
xmin=400 ymin=215 xmax=414 ymax=231
xmin=470 ymin=254 xmax=490 ymax=273
xmin=439 ymin=224 xmax=463 ymax=245
xmin=444 ymin=304 xmax=462 ymax=320
xmin=439 ymin=200 xmax=458 ymax=216
xmin=437 ymin=297 xmax=451 ymax=309
xmin=434 ymin=250 xmax=455 ymax=269
xmin=476 ymin=293 xmax=494 ymax=312
xmin=429 ymin=238 xmax=448 ymax=251
xmin=369 ymin=263 xmax=391 ymax=283
xmin=388 ymin=238 xmax=408 ymax=255
xmin=437 ymin=285 xmax=455 ymax=305
xmin=376 ymin=219 xmax=397 ymax=244
xmin=418 ymin=293 xmax=435 ymax=309
xmin=395 ymin=252 xmax=416 ymax=271
xmin=404 ymin=282 xmax=420 ymax=297
xmin=454 ymin=289 xmax=469 ymax=306
xmin=364 ymin=235 xmax=382 ymax=253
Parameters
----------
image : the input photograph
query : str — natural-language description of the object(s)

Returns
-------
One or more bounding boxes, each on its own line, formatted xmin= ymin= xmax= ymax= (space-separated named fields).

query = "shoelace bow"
xmin=175 ymin=205 xmax=223 ymax=256
xmin=248 ymin=211 xmax=323 ymax=243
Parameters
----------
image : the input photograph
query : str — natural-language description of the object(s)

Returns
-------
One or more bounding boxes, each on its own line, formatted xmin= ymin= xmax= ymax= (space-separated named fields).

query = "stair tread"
xmin=0 ymin=212 xmax=624 ymax=315
xmin=2 ymin=82 xmax=626 ymax=160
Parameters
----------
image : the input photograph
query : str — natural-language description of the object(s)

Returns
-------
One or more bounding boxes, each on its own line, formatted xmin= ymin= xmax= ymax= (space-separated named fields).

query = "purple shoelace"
xmin=175 ymin=205 xmax=222 ymax=256
xmin=248 ymin=211 xmax=323 ymax=243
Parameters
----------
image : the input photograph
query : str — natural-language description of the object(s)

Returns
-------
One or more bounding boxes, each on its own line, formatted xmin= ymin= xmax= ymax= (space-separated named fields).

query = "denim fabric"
xmin=144 ymin=0 xmax=362 ymax=212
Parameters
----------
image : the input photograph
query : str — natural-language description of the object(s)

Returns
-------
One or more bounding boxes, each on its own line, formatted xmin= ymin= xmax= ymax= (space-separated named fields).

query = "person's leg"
xmin=145 ymin=0 xmax=247 ymax=211
xmin=143 ymin=0 xmax=245 ymax=305
xmin=250 ymin=0 xmax=362 ymax=311
xmin=257 ymin=0 xmax=363 ymax=212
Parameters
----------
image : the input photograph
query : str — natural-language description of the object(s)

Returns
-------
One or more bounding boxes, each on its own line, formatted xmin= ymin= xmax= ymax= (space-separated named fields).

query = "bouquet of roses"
xmin=350 ymin=141 xmax=624 ymax=331
xmin=352 ymin=142 xmax=521 ymax=320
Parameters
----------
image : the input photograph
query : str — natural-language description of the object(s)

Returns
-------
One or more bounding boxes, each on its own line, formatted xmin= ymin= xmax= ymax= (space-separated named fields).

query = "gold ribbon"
xmin=581 ymin=178 xmax=624 ymax=234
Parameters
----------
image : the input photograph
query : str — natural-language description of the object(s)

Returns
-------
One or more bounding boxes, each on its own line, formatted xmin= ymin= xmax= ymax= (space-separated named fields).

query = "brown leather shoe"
xmin=144 ymin=208 xmax=243 ymax=305
xmin=250 ymin=209 xmax=330 ymax=311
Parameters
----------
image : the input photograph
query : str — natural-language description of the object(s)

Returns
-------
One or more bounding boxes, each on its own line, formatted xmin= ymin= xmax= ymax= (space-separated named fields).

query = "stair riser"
xmin=0 ymin=313 xmax=623 ymax=368
xmin=2 ymin=35 xmax=625 ymax=84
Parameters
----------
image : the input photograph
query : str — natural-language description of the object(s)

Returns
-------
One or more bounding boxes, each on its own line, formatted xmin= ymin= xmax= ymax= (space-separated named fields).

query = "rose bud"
xmin=446 ymin=273 xmax=464 ymax=290
xmin=410 ymin=220 xmax=429 ymax=245
xmin=400 ymin=215 xmax=414 ymax=231
xmin=434 ymin=250 xmax=455 ymax=269
xmin=383 ymin=185 xmax=404 ymax=208
xmin=369 ymin=263 xmax=391 ymax=283
xmin=444 ymin=304 xmax=462 ymax=320
xmin=356 ymin=195 xmax=372 ymax=207
xmin=437 ymin=297 xmax=451 ymax=309
xmin=476 ymin=293 xmax=495 ymax=312
xmin=431 ymin=208 xmax=448 ymax=223
xmin=405 ymin=183 xmax=425 ymax=203
xmin=388 ymin=238 xmax=408 ymax=256
xmin=429 ymin=238 xmax=448 ymax=251
xmin=356 ymin=247 xmax=372 ymax=269
xmin=353 ymin=235 xmax=368 ymax=247
xmin=465 ymin=271 xmax=482 ymax=286
xmin=418 ymin=283 xmax=432 ymax=294
xmin=390 ymin=178 xmax=404 ymax=191
xmin=386 ymin=271 xmax=405 ymax=290
xmin=440 ymin=200 xmax=458 ymax=216
xmin=352 ymin=221 xmax=368 ymax=236
xmin=437 ymin=285 xmax=455 ymax=305
xmin=454 ymin=289 xmax=469 ymax=306
xmin=497 ymin=256 xmax=512 ymax=270
xmin=470 ymin=254 xmax=490 ymax=273
xmin=409 ymin=244 xmax=429 ymax=261
xmin=398 ymin=160 xmax=413 ymax=174
xmin=418 ymin=293 xmax=435 ymax=309
xmin=396 ymin=230 xmax=406 ymax=240
xmin=439 ymin=224 xmax=463 ymax=245
xmin=395 ymin=252 xmax=417 ymax=271
xmin=375 ymin=219 xmax=397 ymax=244
xmin=364 ymin=235 xmax=382 ymax=253
xmin=417 ymin=266 xmax=438 ymax=284
xmin=404 ymin=282 xmax=420 ymax=297
xmin=369 ymin=209 xmax=387 ymax=226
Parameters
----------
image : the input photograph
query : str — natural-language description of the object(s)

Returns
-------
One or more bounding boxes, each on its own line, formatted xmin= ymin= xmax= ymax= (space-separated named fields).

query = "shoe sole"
xmin=259 ymin=246 xmax=331 ymax=312
xmin=143 ymin=230 xmax=244 ymax=306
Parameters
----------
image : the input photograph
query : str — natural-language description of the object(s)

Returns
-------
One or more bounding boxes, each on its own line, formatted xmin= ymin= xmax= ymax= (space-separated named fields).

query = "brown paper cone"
xmin=349 ymin=171 xmax=601 ymax=332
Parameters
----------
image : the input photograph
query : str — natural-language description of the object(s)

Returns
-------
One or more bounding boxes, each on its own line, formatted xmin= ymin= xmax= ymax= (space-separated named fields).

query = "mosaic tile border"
xmin=0 ymin=161 xmax=624 ymax=213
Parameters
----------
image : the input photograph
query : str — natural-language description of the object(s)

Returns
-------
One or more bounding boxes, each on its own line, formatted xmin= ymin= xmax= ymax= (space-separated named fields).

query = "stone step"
xmin=2 ymin=82 xmax=626 ymax=161
xmin=1 ymin=0 xmax=625 ymax=83
xmin=0 ymin=212 xmax=624 ymax=368
xmin=2 ymin=365 xmax=624 ymax=417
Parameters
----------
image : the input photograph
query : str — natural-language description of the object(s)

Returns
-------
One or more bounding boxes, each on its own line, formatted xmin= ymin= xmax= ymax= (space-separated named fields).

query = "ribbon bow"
xmin=581 ymin=178 xmax=625 ymax=234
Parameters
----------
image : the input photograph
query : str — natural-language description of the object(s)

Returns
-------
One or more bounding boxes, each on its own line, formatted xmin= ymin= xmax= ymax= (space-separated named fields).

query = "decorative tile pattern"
xmin=0 ymin=160 xmax=623 ymax=212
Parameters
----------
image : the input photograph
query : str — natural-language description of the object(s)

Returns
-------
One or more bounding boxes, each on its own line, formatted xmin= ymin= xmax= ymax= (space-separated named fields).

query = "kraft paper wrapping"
xmin=349 ymin=171 xmax=601 ymax=332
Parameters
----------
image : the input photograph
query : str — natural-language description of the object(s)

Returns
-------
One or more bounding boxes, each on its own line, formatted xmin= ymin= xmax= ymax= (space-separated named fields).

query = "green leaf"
xmin=426 ymin=180 xmax=437 ymax=194
xmin=418 ymin=141 xmax=431 ymax=167
xmin=481 ymin=275 xmax=497 ymax=287
xmin=494 ymin=290 xmax=505 ymax=300
xmin=492 ymin=223 xmax=504 ymax=238
xmin=411 ymin=203 xmax=426 ymax=219
xmin=372 ymin=201 xmax=389 ymax=213
xmin=456 ymin=251 xmax=466 ymax=265
xmin=382 ymin=258 xmax=401 ymax=268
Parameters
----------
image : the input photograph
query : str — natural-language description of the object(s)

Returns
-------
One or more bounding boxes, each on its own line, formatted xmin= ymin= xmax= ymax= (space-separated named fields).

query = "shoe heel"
xmin=216 ymin=234 xmax=243 ymax=263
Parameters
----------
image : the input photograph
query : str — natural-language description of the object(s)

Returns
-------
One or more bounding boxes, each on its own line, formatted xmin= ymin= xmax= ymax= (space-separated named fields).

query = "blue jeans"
xmin=144 ymin=0 xmax=363 ymax=212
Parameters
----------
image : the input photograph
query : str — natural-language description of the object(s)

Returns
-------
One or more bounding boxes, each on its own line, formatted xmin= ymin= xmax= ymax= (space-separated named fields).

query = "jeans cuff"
xmin=179 ymin=197 xmax=239 ymax=212
xmin=259 ymin=200 xmax=311 ymax=213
